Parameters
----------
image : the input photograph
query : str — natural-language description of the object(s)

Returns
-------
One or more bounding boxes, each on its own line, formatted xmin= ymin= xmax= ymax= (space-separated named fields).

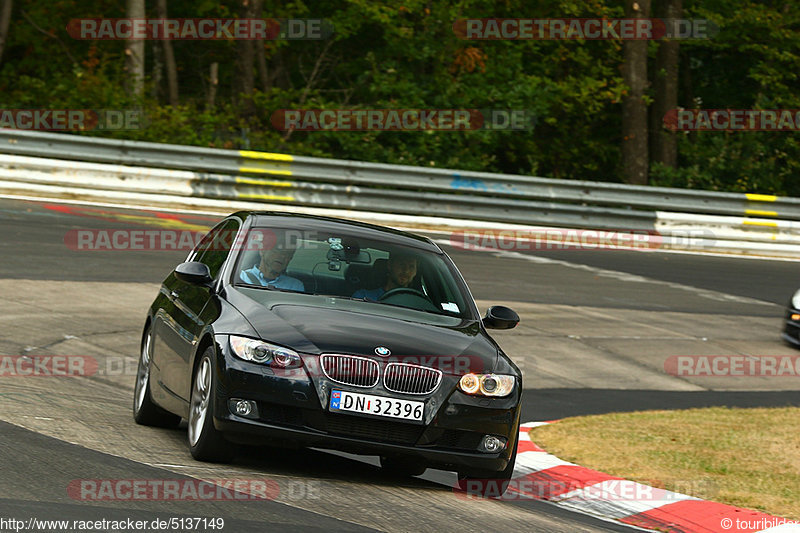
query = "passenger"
xmin=353 ymin=251 xmax=417 ymax=301
xmin=240 ymin=240 xmax=304 ymax=292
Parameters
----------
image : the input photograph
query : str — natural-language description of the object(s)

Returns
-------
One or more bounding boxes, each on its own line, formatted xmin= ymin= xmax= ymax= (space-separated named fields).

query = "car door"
xmin=154 ymin=218 xmax=240 ymax=404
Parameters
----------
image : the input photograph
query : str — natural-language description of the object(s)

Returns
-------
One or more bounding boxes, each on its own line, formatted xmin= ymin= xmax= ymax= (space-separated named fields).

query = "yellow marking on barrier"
xmin=745 ymin=209 xmax=778 ymax=217
xmin=745 ymin=193 xmax=777 ymax=202
xmin=235 ymin=177 xmax=294 ymax=188
xmin=237 ymin=193 xmax=295 ymax=202
xmin=238 ymin=150 xmax=293 ymax=176
xmin=238 ymin=166 xmax=292 ymax=176
xmin=743 ymin=220 xmax=779 ymax=228
xmin=239 ymin=150 xmax=293 ymax=162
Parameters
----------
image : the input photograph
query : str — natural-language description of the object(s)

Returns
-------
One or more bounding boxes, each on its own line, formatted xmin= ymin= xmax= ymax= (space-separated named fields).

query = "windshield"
xmin=233 ymin=227 xmax=474 ymax=319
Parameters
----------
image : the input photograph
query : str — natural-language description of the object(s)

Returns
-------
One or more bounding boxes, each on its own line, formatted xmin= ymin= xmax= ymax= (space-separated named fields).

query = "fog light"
xmin=229 ymin=398 xmax=258 ymax=419
xmin=481 ymin=435 xmax=506 ymax=453
xmin=235 ymin=400 xmax=252 ymax=416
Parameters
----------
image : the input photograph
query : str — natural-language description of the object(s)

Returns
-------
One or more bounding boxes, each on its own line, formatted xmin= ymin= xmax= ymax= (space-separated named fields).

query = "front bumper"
xmin=211 ymin=336 xmax=521 ymax=473
xmin=783 ymin=306 xmax=800 ymax=347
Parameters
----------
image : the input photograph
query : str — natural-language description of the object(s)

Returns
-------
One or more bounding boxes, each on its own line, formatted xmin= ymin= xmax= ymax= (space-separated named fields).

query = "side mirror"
xmin=175 ymin=262 xmax=213 ymax=287
xmin=483 ymin=305 xmax=520 ymax=330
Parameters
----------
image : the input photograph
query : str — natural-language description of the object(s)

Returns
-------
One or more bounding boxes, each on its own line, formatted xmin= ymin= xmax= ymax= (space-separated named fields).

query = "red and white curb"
xmin=506 ymin=421 xmax=800 ymax=533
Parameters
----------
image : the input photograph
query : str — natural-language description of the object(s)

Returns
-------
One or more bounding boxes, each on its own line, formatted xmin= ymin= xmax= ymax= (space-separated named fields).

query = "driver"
xmin=240 ymin=239 xmax=305 ymax=292
xmin=352 ymin=251 xmax=418 ymax=301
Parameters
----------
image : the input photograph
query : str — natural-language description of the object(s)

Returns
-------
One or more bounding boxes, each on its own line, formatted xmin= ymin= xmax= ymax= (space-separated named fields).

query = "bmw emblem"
xmin=374 ymin=346 xmax=391 ymax=356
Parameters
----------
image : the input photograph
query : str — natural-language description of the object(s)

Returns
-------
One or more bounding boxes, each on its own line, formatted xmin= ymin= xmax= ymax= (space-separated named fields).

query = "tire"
xmin=188 ymin=347 xmax=233 ymax=462
xmin=133 ymin=326 xmax=181 ymax=428
xmin=456 ymin=436 xmax=518 ymax=497
xmin=380 ymin=456 xmax=427 ymax=477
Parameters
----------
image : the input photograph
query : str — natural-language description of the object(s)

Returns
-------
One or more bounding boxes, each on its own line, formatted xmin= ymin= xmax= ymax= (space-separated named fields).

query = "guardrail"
xmin=0 ymin=130 xmax=798 ymax=256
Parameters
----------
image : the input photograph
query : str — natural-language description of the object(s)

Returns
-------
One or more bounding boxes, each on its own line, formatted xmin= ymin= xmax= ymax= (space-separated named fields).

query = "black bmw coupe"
xmin=134 ymin=211 xmax=522 ymax=491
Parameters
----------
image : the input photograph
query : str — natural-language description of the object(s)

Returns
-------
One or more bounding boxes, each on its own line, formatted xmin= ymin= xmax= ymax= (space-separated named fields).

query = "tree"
xmin=651 ymin=0 xmax=681 ymax=169
xmin=157 ymin=0 xmax=178 ymax=106
xmin=3 ymin=0 xmax=798 ymax=196
xmin=124 ymin=0 xmax=145 ymax=98
xmin=253 ymin=0 xmax=270 ymax=92
xmin=236 ymin=0 xmax=257 ymax=116
xmin=621 ymin=0 xmax=651 ymax=185
xmin=0 ymin=0 xmax=12 ymax=65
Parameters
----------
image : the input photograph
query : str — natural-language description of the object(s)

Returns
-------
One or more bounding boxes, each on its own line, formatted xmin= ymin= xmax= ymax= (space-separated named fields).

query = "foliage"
xmin=0 ymin=0 xmax=798 ymax=194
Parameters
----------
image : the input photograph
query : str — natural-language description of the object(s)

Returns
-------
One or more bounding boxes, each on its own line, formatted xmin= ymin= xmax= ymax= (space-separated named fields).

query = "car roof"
xmin=239 ymin=211 xmax=442 ymax=253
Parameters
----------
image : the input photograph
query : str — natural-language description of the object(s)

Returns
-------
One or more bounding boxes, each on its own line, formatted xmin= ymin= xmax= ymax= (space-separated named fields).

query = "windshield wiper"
xmin=314 ymin=294 xmax=368 ymax=302
xmin=367 ymin=299 xmax=458 ymax=318
xmin=235 ymin=283 xmax=309 ymax=295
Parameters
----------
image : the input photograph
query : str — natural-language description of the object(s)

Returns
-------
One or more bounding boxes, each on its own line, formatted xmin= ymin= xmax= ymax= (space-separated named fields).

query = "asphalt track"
xmin=1 ymin=196 xmax=798 ymax=532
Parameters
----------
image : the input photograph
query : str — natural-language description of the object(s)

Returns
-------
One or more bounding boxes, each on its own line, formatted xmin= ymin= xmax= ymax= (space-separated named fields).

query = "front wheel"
xmin=457 ymin=437 xmax=518 ymax=497
xmin=188 ymin=348 xmax=233 ymax=462
xmin=133 ymin=326 xmax=181 ymax=428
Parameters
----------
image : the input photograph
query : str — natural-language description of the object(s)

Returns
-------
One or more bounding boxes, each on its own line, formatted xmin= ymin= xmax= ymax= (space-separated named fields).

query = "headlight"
xmin=229 ymin=336 xmax=301 ymax=368
xmin=792 ymin=289 xmax=800 ymax=309
xmin=458 ymin=373 xmax=515 ymax=397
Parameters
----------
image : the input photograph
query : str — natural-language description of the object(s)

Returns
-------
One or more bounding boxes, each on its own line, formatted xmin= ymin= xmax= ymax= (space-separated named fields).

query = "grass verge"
xmin=529 ymin=406 xmax=800 ymax=519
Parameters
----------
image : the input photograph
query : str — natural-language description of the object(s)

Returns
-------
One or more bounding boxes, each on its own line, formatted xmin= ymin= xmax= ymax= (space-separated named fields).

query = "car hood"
xmin=226 ymin=287 xmax=499 ymax=371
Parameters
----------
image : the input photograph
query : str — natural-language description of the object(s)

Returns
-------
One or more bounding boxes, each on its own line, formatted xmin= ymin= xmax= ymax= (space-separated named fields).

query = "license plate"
xmin=329 ymin=390 xmax=424 ymax=421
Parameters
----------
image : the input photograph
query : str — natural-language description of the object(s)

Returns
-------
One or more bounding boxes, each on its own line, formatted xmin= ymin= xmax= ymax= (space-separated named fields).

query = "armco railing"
xmin=0 ymin=130 xmax=799 ymax=251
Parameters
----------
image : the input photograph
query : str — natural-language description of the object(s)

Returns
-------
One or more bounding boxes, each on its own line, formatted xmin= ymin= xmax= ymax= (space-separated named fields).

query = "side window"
xmin=193 ymin=219 xmax=241 ymax=279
